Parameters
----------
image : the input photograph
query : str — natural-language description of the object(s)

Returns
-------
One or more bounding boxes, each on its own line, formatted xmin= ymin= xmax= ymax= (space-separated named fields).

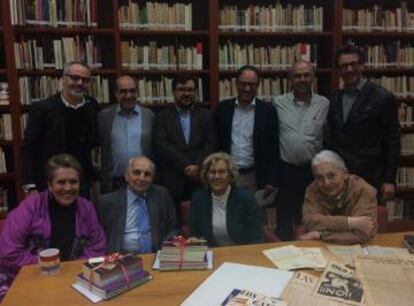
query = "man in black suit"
xmin=214 ymin=65 xmax=279 ymax=194
xmin=97 ymin=156 xmax=176 ymax=254
xmin=326 ymin=45 xmax=401 ymax=202
xmin=153 ymin=75 xmax=216 ymax=223
xmin=21 ymin=61 xmax=99 ymax=197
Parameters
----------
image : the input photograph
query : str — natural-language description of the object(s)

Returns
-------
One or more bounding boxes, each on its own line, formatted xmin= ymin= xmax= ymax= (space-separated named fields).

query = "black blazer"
xmin=214 ymin=98 xmax=279 ymax=188
xmin=190 ymin=187 xmax=264 ymax=246
xmin=97 ymin=184 xmax=177 ymax=253
xmin=326 ymin=81 xmax=401 ymax=188
xmin=21 ymin=93 xmax=99 ymax=189
xmin=153 ymin=106 xmax=216 ymax=197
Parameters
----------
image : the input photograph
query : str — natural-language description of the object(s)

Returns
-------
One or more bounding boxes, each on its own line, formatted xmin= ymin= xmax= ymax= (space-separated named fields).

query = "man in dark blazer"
xmin=21 ymin=61 xmax=99 ymax=197
xmin=214 ymin=65 xmax=279 ymax=193
xmin=97 ymin=156 xmax=176 ymax=254
xmin=98 ymin=75 xmax=154 ymax=194
xmin=326 ymin=45 xmax=401 ymax=201
xmin=153 ymin=75 xmax=216 ymax=223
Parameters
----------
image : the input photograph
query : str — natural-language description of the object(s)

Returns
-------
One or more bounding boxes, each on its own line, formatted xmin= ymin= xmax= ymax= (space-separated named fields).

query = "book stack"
xmin=159 ymin=237 xmax=208 ymax=271
xmin=74 ymin=254 xmax=151 ymax=300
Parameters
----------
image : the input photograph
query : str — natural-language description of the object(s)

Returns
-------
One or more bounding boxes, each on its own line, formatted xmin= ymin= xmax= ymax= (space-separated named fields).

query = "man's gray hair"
xmin=62 ymin=60 xmax=91 ymax=76
xmin=125 ymin=156 xmax=156 ymax=175
xmin=311 ymin=150 xmax=347 ymax=173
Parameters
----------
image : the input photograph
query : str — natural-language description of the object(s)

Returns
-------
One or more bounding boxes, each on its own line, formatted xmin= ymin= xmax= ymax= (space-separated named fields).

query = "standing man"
xmin=97 ymin=156 xmax=176 ymax=254
xmin=273 ymin=60 xmax=329 ymax=241
xmin=22 ymin=61 xmax=99 ymax=197
xmin=153 ymin=75 xmax=216 ymax=223
xmin=98 ymin=75 xmax=154 ymax=193
xmin=327 ymin=45 xmax=400 ymax=202
xmin=214 ymin=65 xmax=279 ymax=193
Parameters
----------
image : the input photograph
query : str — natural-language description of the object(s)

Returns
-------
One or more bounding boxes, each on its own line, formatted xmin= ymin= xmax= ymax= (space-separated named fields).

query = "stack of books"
xmin=75 ymin=254 xmax=151 ymax=300
xmin=159 ymin=237 xmax=208 ymax=271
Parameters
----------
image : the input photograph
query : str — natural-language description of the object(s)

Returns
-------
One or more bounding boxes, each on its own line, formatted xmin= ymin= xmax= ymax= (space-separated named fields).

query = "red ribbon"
xmin=88 ymin=253 xmax=131 ymax=291
xmin=172 ymin=236 xmax=191 ymax=270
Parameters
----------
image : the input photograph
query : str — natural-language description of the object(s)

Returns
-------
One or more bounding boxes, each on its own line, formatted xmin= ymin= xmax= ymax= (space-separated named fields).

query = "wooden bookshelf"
xmin=0 ymin=0 xmax=411 ymax=230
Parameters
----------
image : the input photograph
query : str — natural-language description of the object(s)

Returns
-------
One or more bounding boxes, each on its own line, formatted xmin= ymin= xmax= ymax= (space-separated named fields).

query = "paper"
xmin=152 ymin=250 xmax=214 ymax=270
xmin=263 ymin=246 xmax=327 ymax=270
xmin=221 ymin=288 xmax=287 ymax=306
xmin=71 ymin=283 xmax=103 ymax=303
xmin=255 ymin=188 xmax=278 ymax=207
xmin=326 ymin=245 xmax=364 ymax=266
xmin=181 ymin=262 xmax=293 ymax=306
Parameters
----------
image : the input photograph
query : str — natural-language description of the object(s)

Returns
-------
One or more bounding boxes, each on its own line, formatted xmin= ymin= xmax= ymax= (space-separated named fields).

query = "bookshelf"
xmin=0 ymin=0 xmax=412 ymax=230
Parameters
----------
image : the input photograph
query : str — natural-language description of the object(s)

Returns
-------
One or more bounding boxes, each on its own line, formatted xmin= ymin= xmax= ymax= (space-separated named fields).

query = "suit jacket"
xmin=214 ymin=98 xmax=279 ymax=188
xmin=97 ymin=184 xmax=177 ymax=253
xmin=98 ymin=104 xmax=154 ymax=193
xmin=190 ymin=187 xmax=264 ymax=246
xmin=21 ymin=93 xmax=99 ymax=190
xmin=326 ymin=81 xmax=401 ymax=189
xmin=153 ymin=105 xmax=216 ymax=197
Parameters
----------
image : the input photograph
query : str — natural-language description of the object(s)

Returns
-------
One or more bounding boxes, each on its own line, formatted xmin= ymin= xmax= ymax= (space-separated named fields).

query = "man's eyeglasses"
xmin=118 ymin=88 xmax=137 ymax=95
xmin=338 ymin=61 xmax=361 ymax=70
xmin=65 ymin=74 xmax=91 ymax=84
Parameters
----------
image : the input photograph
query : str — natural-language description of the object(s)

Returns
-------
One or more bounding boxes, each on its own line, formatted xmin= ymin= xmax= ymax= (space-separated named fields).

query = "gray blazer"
xmin=98 ymin=104 xmax=154 ymax=193
xmin=97 ymin=184 xmax=177 ymax=253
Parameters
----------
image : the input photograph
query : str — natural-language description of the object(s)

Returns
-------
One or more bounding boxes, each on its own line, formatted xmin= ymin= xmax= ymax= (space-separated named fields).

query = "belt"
xmin=238 ymin=167 xmax=254 ymax=174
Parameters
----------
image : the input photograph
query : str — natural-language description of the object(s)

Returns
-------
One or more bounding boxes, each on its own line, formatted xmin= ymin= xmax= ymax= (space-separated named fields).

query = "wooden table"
xmin=2 ymin=232 xmax=413 ymax=306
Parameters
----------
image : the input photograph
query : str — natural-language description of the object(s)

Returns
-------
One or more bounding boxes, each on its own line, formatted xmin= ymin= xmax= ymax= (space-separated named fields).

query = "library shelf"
xmin=119 ymin=30 xmax=209 ymax=37
xmin=120 ymin=69 xmax=209 ymax=76
xmin=0 ymin=173 xmax=15 ymax=182
xmin=218 ymin=31 xmax=333 ymax=38
xmin=14 ymin=27 xmax=115 ymax=35
xmin=17 ymin=69 xmax=117 ymax=76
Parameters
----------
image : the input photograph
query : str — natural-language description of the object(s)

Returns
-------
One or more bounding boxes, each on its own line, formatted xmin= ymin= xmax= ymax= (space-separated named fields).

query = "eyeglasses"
xmin=65 ymin=74 xmax=91 ymax=84
xmin=237 ymin=81 xmax=259 ymax=88
xmin=338 ymin=61 xmax=361 ymax=70
xmin=118 ymin=88 xmax=137 ymax=95
xmin=175 ymin=87 xmax=196 ymax=93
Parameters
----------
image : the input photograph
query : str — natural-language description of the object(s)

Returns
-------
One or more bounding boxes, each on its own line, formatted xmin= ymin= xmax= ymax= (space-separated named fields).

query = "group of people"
xmin=0 ymin=44 xmax=400 ymax=296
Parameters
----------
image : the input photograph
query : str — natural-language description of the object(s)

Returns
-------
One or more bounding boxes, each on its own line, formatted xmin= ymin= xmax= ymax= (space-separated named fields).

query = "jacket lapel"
xmin=113 ymin=189 xmax=128 ymax=252
xmin=146 ymin=186 xmax=159 ymax=250
xmin=345 ymin=81 xmax=374 ymax=127
xmin=171 ymin=108 xmax=188 ymax=148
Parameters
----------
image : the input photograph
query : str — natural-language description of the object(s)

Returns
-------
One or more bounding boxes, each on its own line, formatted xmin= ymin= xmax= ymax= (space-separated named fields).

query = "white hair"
xmin=311 ymin=150 xmax=347 ymax=173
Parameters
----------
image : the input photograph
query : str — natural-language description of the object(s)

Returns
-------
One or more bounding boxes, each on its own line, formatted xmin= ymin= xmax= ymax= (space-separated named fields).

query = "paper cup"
xmin=38 ymin=248 xmax=60 ymax=274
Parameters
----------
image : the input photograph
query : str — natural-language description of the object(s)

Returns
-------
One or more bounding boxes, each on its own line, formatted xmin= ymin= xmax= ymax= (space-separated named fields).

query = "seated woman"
xmin=300 ymin=150 xmax=377 ymax=244
xmin=190 ymin=152 xmax=264 ymax=246
xmin=0 ymin=154 xmax=106 ymax=280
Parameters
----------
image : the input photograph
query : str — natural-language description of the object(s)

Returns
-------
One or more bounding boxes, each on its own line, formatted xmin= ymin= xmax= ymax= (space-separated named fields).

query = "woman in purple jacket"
xmin=0 ymin=154 xmax=106 ymax=298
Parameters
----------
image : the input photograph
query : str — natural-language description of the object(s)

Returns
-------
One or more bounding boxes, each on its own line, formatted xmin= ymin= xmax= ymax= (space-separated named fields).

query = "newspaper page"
xmin=314 ymin=262 xmax=365 ymax=306
xmin=354 ymin=255 xmax=414 ymax=306
xmin=263 ymin=246 xmax=327 ymax=270
xmin=326 ymin=245 xmax=364 ymax=266
xmin=365 ymin=246 xmax=410 ymax=258
xmin=280 ymin=271 xmax=344 ymax=306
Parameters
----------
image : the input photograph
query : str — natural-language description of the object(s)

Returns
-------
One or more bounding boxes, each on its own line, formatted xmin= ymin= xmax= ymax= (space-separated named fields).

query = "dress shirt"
xmin=342 ymin=79 xmax=367 ymax=123
xmin=177 ymin=107 xmax=191 ymax=144
xmin=122 ymin=187 xmax=152 ymax=253
xmin=111 ymin=105 xmax=142 ymax=177
xmin=231 ymin=98 xmax=255 ymax=169
xmin=273 ymin=92 xmax=329 ymax=165
xmin=211 ymin=186 xmax=233 ymax=246
xmin=61 ymin=93 xmax=86 ymax=109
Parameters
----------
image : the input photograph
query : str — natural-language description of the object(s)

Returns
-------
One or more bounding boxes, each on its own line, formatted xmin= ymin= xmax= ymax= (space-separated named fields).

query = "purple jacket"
xmin=0 ymin=191 xmax=106 ymax=276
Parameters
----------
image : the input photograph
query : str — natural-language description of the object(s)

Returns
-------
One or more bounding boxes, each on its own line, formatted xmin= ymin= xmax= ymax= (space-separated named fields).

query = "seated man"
xmin=300 ymin=150 xmax=377 ymax=244
xmin=98 ymin=156 xmax=176 ymax=254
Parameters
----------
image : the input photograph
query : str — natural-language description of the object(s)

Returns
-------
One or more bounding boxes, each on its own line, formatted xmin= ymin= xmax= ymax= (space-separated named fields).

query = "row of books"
xmin=386 ymin=198 xmax=414 ymax=221
xmin=0 ymin=114 xmax=12 ymax=141
xmin=359 ymin=42 xmax=414 ymax=67
xmin=10 ymin=0 xmax=97 ymax=27
xmin=401 ymin=133 xmax=414 ymax=156
xmin=121 ymin=41 xmax=203 ymax=71
xmin=0 ymin=148 xmax=7 ymax=174
xmin=14 ymin=36 xmax=102 ymax=70
xmin=18 ymin=76 xmax=110 ymax=105
xmin=219 ymin=4 xmax=323 ymax=32
xmin=219 ymin=42 xmax=317 ymax=70
xmin=0 ymin=83 xmax=8 ymax=106
xmin=342 ymin=2 xmax=414 ymax=32
xmin=119 ymin=2 xmax=192 ymax=31
xmin=20 ymin=113 xmax=28 ymax=139
xmin=397 ymin=167 xmax=414 ymax=188
xmin=370 ymin=76 xmax=414 ymax=97
xmin=399 ymin=103 xmax=414 ymax=128
xmin=0 ymin=187 xmax=8 ymax=216
xmin=220 ymin=77 xmax=291 ymax=101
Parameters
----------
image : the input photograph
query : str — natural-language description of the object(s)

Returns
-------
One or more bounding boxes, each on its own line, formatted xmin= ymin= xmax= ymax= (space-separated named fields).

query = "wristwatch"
xmin=22 ymin=184 xmax=36 ymax=193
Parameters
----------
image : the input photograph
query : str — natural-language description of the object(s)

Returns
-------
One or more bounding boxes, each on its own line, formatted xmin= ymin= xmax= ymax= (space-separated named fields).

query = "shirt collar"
xmin=116 ymin=104 xmax=140 ymax=116
xmin=235 ymin=97 xmax=256 ymax=109
xmin=344 ymin=78 xmax=366 ymax=94
xmin=61 ymin=93 xmax=86 ymax=109
xmin=289 ymin=92 xmax=313 ymax=106
xmin=127 ymin=187 xmax=147 ymax=204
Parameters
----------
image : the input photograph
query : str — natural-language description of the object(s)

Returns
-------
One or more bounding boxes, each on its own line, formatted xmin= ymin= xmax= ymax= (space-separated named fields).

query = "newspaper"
xmin=326 ymin=245 xmax=364 ymax=266
xmin=280 ymin=271 xmax=344 ymax=306
xmin=263 ymin=246 xmax=327 ymax=270
xmin=314 ymin=262 xmax=365 ymax=306
xmin=354 ymin=255 xmax=414 ymax=306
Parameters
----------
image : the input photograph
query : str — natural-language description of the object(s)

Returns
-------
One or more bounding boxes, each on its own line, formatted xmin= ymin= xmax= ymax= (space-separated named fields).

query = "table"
xmin=2 ymin=232 xmax=413 ymax=306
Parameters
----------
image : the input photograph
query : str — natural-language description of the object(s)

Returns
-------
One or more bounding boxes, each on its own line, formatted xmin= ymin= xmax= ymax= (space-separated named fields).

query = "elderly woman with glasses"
xmin=190 ymin=152 xmax=264 ymax=246
xmin=300 ymin=150 xmax=377 ymax=244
